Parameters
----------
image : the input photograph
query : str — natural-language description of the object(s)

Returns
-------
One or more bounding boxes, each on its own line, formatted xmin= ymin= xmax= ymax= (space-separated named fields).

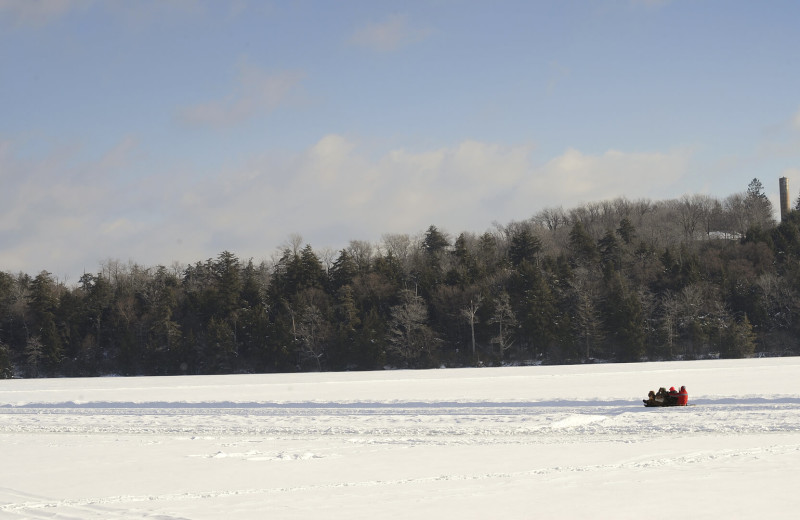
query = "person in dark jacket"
xmin=644 ymin=386 xmax=688 ymax=406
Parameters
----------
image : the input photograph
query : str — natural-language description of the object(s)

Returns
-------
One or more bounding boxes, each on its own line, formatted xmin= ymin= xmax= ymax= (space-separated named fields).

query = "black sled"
xmin=643 ymin=399 xmax=680 ymax=407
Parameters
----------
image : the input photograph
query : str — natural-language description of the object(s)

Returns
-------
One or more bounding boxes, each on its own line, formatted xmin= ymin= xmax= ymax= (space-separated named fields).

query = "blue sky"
xmin=2 ymin=0 xmax=799 ymax=280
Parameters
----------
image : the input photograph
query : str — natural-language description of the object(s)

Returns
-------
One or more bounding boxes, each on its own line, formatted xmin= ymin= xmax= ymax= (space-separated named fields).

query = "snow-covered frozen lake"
xmin=2 ymin=358 xmax=800 ymax=519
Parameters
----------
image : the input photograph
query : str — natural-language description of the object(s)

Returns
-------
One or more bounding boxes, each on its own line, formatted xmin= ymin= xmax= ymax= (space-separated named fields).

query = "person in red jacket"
xmin=667 ymin=386 xmax=679 ymax=405
xmin=677 ymin=385 xmax=689 ymax=406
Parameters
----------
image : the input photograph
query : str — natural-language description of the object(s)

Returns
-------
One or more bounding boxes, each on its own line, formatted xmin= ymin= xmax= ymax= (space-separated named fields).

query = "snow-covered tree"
xmin=489 ymin=292 xmax=517 ymax=361
xmin=460 ymin=295 xmax=483 ymax=361
xmin=387 ymin=289 xmax=434 ymax=367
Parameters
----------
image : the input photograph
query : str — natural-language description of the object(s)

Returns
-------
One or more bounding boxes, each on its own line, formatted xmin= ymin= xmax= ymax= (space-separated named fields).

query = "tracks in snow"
xmin=3 ymin=442 xmax=800 ymax=517
xmin=2 ymin=402 xmax=800 ymax=440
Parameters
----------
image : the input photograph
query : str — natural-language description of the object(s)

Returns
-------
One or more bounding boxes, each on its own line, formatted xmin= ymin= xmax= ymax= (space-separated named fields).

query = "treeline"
xmin=2 ymin=179 xmax=800 ymax=378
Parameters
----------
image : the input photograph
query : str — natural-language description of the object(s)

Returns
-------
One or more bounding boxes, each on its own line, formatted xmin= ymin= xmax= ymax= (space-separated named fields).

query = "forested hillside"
xmin=2 ymin=179 xmax=800 ymax=378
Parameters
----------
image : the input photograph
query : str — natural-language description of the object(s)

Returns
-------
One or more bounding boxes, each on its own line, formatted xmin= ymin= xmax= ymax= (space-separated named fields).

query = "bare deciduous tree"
xmin=348 ymin=240 xmax=374 ymax=273
xmin=533 ymin=206 xmax=568 ymax=232
xmin=755 ymin=273 xmax=795 ymax=331
xmin=660 ymin=291 xmax=680 ymax=358
xmin=676 ymin=194 xmax=707 ymax=241
xmin=388 ymin=289 xmax=433 ymax=366
xmin=296 ymin=304 xmax=329 ymax=371
xmin=489 ymin=292 xmax=517 ymax=361
xmin=460 ymin=295 xmax=483 ymax=362
xmin=382 ymin=233 xmax=414 ymax=270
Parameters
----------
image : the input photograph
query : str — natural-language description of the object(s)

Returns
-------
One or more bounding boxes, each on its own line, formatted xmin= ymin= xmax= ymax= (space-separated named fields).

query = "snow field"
xmin=1 ymin=358 xmax=800 ymax=519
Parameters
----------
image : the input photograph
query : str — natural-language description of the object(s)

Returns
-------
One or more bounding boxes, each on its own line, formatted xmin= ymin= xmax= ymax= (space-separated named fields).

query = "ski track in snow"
xmin=2 ymin=402 xmax=799 ymax=439
xmin=2 ymin=441 xmax=799 ymax=517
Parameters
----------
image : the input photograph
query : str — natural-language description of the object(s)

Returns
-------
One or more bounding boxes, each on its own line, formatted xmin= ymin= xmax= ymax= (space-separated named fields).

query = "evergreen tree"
xmin=422 ymin=225 xmax=449 ymax=257
xmin=416 ymin=226 xmax=450 ymax=293
xmin=298 ymin=245 xmax=326 ymax=289
xmin=28 ymin=272 xmax=63 ymax=374
xmin=771 ymin=211 xmax=800 ymax=262
xmin=603 ymin=271 xmax=645 ymax=361
xmin=80 ymin=273 xmax=114 ymax=374
xmin=447 ymin=233 xmax=477 ymax=286
xmin=452 ymin=233 xmax=470 ymax=263
xmin=240 ymin=260 xmax=264 ymax=308
xmin=329 ymin=285 xmax=361 ymax=369
xmin=744 ymin=178 xmax=774 ymax=230
xmin=569 ymin=221 xmax=599 ymax=265
xmin=142 ymin=267 xmax=183 ymax=374
xmin=516 ymin=262 xmax=557 ymax=360
xmin=204 ymin=316 xmax=235 ymax=373
xmin=214 ymin=251 xmax=242 ymax=317
xmin=719 ymin=315 xmax=757 ymax=359
xmin=24 ymin=336 xmax=44 ymax=377
xmin=0 ymin=339 xmax=12 ymax=378
xmin=329 ymin=249 xmax=358 ymax=292
xmin=566 ymin=269 xmax=602 ymax=361
xmin=354 ymin=308 xmax=387 ymax=370
xmin=477 ymin=232 xmax=502 ymax=275
xmin=616 ymin=217 xmax=636 ymax=245
xmin=509 ymin=227 xmax=542 ymax=267
xmin=598 ymin=230 xmax=622 ymax=271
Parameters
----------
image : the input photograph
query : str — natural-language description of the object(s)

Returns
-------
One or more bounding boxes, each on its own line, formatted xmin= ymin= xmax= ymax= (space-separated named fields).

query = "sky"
xmin=2 ymin=0 xmax=800 ymax=281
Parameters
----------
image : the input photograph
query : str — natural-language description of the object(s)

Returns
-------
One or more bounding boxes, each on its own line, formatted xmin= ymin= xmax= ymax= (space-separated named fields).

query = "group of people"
xmin=643 ymin=386 xmax=688 ymax=407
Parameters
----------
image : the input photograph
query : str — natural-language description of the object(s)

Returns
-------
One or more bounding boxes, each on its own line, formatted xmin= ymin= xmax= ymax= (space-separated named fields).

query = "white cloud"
xmin=177 ymin=64 xmax=304 ymax=127
xmin=519 ymin=147 xmax=691 ymax=205
xmin=0 ymin=137 xmax=148 ymax=278
xmin=349 ymin=14 xmax=431 ymax=52
xmin=150 ymin=136 xmax=690 ymax=258
xmin=0 ymin=136 xmax=694 ymax=280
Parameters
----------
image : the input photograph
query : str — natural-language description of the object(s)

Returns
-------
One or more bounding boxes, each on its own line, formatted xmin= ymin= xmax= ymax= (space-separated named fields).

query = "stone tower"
xmin=779 ymin=177 xmax=790 ymax=221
